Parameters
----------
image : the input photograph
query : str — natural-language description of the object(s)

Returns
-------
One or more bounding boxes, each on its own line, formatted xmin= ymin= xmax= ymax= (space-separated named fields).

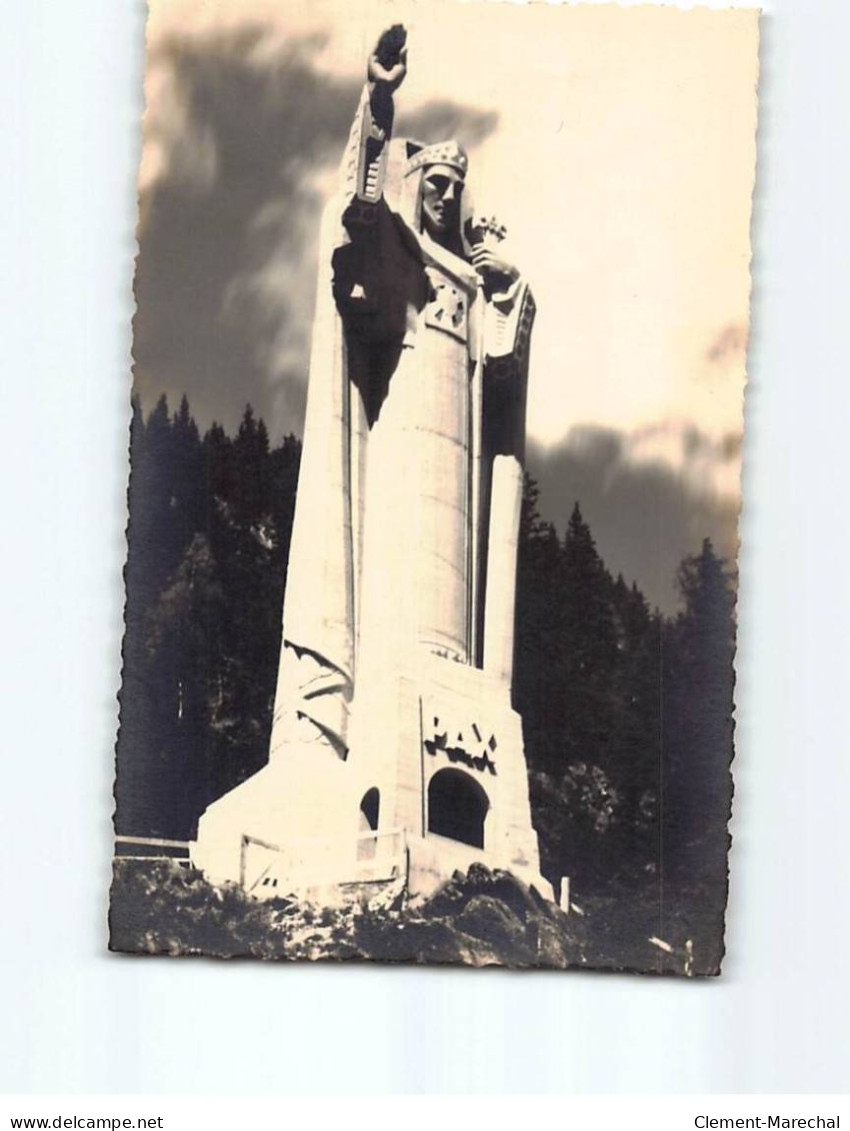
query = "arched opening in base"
xmin=359 ymin=787 xmax=380 ymax=832
xmin=357 ymin=787 xmax=380 ymax=861
xmin=427 ymin=769 xmax=489 ymax=849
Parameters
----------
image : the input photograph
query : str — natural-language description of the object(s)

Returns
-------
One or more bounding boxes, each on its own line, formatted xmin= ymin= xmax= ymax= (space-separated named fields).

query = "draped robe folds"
xmin=269 ymin=85 xmax=536 ymax=766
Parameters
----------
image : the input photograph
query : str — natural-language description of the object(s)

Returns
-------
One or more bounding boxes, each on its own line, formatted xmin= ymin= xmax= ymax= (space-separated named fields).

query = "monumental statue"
xmin=192 ymin=27 xmax=552 ymax=902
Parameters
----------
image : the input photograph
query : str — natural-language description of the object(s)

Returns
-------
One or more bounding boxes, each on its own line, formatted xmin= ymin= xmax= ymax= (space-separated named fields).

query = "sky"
xmin=134 ymin=0 xmax=759 ymax=610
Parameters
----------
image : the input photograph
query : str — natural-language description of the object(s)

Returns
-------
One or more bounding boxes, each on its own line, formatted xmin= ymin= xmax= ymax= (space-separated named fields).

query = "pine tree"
xmin=514 ymin=474 xmax=565 ymax=775
xmin=660 ymin=538 xmax=736 ymax=963
xmin=143 ymin=533 xmax=226 ymax=835
xmin=559 ymin=503 xmax=620 ymax=770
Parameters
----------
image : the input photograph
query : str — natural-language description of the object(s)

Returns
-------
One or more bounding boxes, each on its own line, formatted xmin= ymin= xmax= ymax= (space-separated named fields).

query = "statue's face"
xmin=421 ymin=164 xmax=464 ymax=244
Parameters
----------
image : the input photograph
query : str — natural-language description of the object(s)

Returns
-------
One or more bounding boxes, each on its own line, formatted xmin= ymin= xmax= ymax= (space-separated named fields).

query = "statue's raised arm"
xmin=340 ymin=25 xmax=408 ymax=205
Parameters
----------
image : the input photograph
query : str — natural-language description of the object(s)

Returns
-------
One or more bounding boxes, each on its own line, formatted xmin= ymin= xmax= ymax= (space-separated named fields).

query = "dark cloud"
xmin=527 ymin=425 xmax=740 ymax=614
xmin=133 ymin=25 xmax=498 ymax=439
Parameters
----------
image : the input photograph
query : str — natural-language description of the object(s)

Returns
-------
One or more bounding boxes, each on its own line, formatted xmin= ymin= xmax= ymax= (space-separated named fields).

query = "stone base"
xmin=191 ymin=655 xmax=553 ymax=905
xmin=191 ymin=799 xmax=552 ymax=908
xmin=405 ymin=833 xmax=553 ymax=902
xmin=190 ymin=750 xmax=358 ymax=893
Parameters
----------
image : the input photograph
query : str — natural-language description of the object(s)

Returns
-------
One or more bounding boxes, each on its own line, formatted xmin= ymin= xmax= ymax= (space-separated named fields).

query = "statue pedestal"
xmin=191 ymin=654 xmax=552 ymax=903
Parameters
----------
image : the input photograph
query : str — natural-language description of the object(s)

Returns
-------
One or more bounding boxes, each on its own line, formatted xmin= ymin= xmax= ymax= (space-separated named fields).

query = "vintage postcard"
xmin=111 ymin=0 xmax=759 ymax=974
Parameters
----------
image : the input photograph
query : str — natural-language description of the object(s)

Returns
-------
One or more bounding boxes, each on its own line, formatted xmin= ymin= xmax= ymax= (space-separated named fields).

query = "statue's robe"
xmin=271 ymin=87 xmax=536 ymax=769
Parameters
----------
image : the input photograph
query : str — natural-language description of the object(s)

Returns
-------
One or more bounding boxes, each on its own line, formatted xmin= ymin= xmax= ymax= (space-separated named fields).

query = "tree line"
xmin=116 ymin=396 xmax=735 ymax=937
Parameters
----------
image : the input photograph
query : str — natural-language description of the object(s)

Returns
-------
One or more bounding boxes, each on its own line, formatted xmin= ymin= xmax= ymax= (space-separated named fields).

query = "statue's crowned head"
xmin=400 ymin=139 xmax=469 ymax=251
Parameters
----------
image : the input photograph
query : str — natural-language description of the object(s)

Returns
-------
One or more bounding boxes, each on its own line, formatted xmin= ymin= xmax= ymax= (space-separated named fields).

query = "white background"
xmin=2 ymin=0 xmax=848 ymax=1096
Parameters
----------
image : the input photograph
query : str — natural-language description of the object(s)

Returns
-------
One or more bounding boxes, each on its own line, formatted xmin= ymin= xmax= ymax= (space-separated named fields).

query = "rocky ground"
xmin=109 ymin=858 xmax=716 ymax=975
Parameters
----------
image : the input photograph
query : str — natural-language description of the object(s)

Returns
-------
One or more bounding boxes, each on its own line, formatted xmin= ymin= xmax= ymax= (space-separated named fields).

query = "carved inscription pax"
xmin=423 ymin=708 xmax=498 ymax=775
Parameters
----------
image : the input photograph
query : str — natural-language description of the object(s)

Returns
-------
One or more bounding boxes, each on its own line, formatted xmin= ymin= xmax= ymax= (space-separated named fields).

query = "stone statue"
xmin=192 ymin=28 xmax=550 ymax=902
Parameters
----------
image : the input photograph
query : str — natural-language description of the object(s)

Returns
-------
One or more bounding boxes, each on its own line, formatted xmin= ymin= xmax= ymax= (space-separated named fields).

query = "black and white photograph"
xmin=108 ymin=0 xmax=759 ymax=975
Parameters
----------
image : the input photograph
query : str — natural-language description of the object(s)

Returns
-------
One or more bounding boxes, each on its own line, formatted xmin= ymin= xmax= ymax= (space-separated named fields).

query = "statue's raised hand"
xmin=368 ymin=25 xmax=407 ymax=92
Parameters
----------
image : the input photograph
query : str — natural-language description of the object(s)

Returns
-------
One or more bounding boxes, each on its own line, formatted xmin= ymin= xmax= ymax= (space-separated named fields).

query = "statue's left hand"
xmin=368 ymin=25 xmax=408 ymax=92
xmin=471 ymin=247 xmax=520 ymax=290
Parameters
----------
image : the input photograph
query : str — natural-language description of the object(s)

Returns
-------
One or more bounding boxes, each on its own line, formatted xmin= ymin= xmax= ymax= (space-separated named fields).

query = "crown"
xmin=404 ymin=140 xmax=469 ymax=177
